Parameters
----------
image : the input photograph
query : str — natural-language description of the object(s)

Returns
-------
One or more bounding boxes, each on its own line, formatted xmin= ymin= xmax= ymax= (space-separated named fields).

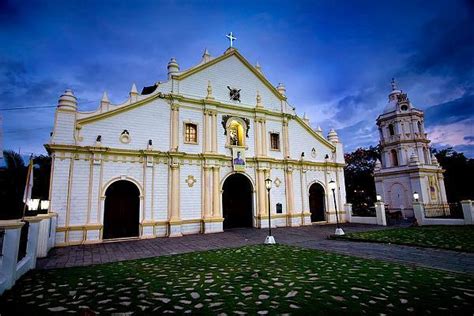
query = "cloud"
xmin=464 ymin=136 xmax=474 ymax=143
xmin=424 ymin=95 xmax=474 ymax=126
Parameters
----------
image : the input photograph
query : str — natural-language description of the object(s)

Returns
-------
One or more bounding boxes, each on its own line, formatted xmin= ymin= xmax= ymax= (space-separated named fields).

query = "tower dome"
xmin=327 ymin=129 xmax=339 ymax=143
xmin=167 ymin=58 xmax=180 ymax=79
xmin=57 ymin=89 xmax=77 ymax=110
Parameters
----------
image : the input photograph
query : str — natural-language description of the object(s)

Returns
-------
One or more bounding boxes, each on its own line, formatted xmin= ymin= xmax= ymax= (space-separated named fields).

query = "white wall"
xmin=178 ymin=55 xmax=282 ymax=111
xmin=79 ymin=100 xmax=171 ymax=151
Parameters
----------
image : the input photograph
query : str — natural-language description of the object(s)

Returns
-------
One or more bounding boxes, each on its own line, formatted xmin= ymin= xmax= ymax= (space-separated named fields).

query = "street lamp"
xmin=376 ymin=194 xmax=382 ymax=202
xmin=413 ymin=192 xmax=419 ymax=202
xmin=26 ymin=199 xmax=40 ymax=212
xmin=328 ymin=180 xmax=344 ymax=236
xmin=264 ymin=178 xmax=275 ymax=244
xmin=40 ymin=200 xmax=50 ymax=211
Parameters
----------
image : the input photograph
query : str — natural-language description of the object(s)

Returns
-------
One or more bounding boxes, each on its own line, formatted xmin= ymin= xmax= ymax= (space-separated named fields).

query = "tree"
xmin=344 ymin=146 xmax=381 ymax=215
xmin=0 ymin=151 xmax=52 ymax=219
xmin=0 ymin=150 xmax=27 ymax=219
xmin=432 ymin=148 xmax=474 ymax=202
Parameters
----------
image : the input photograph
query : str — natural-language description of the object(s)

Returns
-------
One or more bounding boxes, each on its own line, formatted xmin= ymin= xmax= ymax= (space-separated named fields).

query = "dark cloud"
xmin=404 ymin=6 xmax=474 ymax=93
xmin=424 ymin=95 xmax=474 ymax=126
xmin=464 ymin=136 xmax=474 ymax=143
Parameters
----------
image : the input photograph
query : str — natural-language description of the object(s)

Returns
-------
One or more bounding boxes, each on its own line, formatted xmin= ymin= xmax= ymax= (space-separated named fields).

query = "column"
xmin=285 ymin=167 xmax=295 ymax=226
xmin=254 ymin=119 xmax=262 ymax=157
xmin=282 ymin=118 xmax=290 ymax=158
xmin=169 ymin=159 xmax=182 ymax=237
xmin=261 ymin=120 xmax=268 ymax=156
xmin=211 ymin=112 xmax=217 ymax=153
xmin=202 ymin=166 xmax=212 ymax=218
xmin=170 ymin=103 xmax=179 ymax=151
xmin=212 ymin=166 xmax=220 ymax=217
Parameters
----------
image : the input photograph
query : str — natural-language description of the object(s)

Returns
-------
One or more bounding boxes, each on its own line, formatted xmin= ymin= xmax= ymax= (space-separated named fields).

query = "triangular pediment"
xmin=174 ymin=49 xmax=285 ymax=107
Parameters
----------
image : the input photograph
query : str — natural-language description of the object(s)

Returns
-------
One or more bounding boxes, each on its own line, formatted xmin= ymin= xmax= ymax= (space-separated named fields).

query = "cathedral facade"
xmin=374 ymin=80 xmax=448 ymax=218
xmin=46 ymin=47 xmax=347 ymax=246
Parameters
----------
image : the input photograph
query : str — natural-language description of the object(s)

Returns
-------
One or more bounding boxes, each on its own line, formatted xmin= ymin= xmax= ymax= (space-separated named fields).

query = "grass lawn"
xmin=1 ymin=244 xmax=473 ymax=314
xmin=338 ymin=225 xmax=474 ymax=252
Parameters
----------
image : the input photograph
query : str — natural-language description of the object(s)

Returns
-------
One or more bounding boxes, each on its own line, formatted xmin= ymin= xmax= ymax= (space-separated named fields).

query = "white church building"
xmin=46 ymin=45 xmax=347 ymax=246
xmin=374 ymin=79 xmax=448 ymax=218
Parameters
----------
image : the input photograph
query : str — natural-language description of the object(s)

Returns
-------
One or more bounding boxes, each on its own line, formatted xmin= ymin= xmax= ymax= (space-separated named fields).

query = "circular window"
xmin=400 ymin=105 xmax=408 ymax=111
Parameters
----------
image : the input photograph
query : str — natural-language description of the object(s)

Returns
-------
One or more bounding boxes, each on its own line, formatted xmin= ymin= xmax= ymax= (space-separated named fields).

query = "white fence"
xmin=413 ymin=200 xmax=473 ymax=226
xmin=345 ymin=202 xmax=387 ymax=226
xmin=0 ymin=213 xmax=57 ymax=295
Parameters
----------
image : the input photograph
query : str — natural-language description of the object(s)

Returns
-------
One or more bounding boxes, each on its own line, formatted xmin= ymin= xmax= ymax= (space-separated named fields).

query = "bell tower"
xmin=374 ymin=79 xmax=448 ymax=217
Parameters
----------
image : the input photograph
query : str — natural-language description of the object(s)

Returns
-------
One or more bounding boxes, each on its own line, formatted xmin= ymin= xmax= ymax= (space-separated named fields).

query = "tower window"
xmin=388 ymin=124 xmax=395 ymax=136
xmin=184 ymin=123 xmax=198 ymax=144
xmin=270 ymin=133 xmax=280 ymax=150
xmin=390 ymin=149 xmax=399 ymax=167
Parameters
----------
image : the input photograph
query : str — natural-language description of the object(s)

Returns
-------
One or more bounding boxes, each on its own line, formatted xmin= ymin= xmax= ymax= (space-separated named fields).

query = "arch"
xmin=221 ymin=173 xmax=254 ymax=229
xmin=225 ymin=117 xmax=248 ymax=147
xmin=388 ymin=182 xmax=407 ymax=210
xmin=388 ymin=124 xmax=395 ymax=136
xmin=390 ymin=149 xmax=399 ymax=167
xmin=309 ymin=182 xmax=326 ymax=222
xmin=102 ymin=176 xmax=144 ymax=198
xmin=103 ymin=180 xmax=140 ymax=239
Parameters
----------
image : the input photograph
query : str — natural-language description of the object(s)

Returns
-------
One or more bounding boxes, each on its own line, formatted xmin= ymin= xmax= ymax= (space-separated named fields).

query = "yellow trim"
xmin=173 ymin=49 xmax=286 ymax=102
xmin=44 ymin=143 xmax=345 ymax=168
xmin=77 ymin=93 xmax=163 ymax=125
xmin=202 ymin=217 xmax=224 ymax=223
xmin=0 ymin=220 xmax=25 ymax=229
xmin=293 ymin=116 xmax=336 ymax=151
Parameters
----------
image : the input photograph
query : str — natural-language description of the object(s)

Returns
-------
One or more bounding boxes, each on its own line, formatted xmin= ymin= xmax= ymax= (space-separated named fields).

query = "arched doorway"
xmin=309 ymin=183 xmax=325 ymax=222
xmin=222 ymin=173 xmax=253 ymax=229
xmin=103 ymin=180 xmax=140 ymax=239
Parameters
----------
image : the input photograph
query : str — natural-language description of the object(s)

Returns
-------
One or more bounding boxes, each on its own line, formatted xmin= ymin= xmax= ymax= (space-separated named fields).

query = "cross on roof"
xmin=226 ymin=32 xmax=236 ymax=48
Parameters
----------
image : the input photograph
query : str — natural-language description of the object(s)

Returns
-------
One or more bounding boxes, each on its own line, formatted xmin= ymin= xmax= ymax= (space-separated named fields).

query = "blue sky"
xmin=1 ymin=0 xmax=473 ymax=157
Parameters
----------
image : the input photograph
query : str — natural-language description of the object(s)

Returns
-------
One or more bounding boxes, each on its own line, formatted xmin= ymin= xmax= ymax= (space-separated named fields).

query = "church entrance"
xmin=103 ymin=180 xmax=140 ymax=239
xmin=222 ymin=173 xmax=253 ymax=229
xmin=309 ymin=183 xmax=326 ymax=222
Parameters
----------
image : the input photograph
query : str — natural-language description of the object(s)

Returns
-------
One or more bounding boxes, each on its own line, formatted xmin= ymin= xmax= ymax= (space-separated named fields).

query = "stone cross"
xmin=226 ymin=32 xmax=236 ymax=47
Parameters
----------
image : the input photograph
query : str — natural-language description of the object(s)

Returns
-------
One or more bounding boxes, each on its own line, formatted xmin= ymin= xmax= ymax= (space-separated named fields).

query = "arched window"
xmin=228 ymin=120 xmax=245 ymax=146
xmin=390 ymin=149 xmax=399 ymax=167
xmin=388 ymin=124 xmax=395 ymax=136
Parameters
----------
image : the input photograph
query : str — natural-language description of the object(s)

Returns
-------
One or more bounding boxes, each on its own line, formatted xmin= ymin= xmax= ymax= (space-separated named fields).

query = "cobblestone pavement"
xmin=37 ymin=224 xmax=474 ymax=274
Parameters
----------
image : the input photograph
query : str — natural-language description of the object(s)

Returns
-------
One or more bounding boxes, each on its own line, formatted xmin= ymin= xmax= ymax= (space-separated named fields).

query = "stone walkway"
xmin=37 ymin=224 xmax=474 ymax=274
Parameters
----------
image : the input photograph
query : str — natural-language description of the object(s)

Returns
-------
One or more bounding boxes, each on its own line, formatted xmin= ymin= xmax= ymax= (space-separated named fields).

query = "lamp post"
xmin=264 ymin=178 xmax=275 ymax=244
xmin=328 ymin=179 xmax=344 ymax=236
xmin=413 ymin=192 xmax=419 ymax=202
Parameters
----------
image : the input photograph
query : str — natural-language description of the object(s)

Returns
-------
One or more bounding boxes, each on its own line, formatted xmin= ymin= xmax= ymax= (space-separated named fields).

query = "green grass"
xmin=338 ymin=226 xmax=474 ymax=252
xmin=1 ymin=244 xmax=473 ymax=314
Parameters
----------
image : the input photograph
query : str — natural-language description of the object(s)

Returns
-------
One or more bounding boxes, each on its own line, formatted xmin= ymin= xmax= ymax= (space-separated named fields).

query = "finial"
xmin=202 ymin=48 xmax=211 ymax=63
xmin=206 ymin=81 xmax=214 ymax=100
xmin=100 ymin=91 xmax=110 ymax=112
xmin=167 ymin=57 xmax=180 ymax=79
xmin=256 ymin=90 xmax=263 ymax=108
xmin=391 ymin=78 xmax=397 ymax=91
xmin=277 ymin=83 xmax=286 ymax=96
xmin=101 ymin=91 xmax=110 ymax=103
xmin=255 ymin=62 xmax=262 ymax=74
xmin=303 ymin=113 xmax=310 ymax=125
xmin=130 ymin=83 xmax=138 ymax=102
xmin=130 ymin=83 xmax=138 ymax=94
xmin=315 ymin=126 xmax=323 ymax=135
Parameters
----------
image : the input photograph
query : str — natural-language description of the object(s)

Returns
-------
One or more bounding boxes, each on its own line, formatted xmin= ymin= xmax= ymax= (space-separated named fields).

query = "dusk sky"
xmin=1 ymin=0 xmax=473 ymax=157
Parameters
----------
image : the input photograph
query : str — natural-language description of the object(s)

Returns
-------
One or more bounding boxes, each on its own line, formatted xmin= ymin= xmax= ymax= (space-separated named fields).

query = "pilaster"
xmin=168 ymin=156 xmax=182 ymax=237
xmin=170 ymin=102 xmax=180 ymax=151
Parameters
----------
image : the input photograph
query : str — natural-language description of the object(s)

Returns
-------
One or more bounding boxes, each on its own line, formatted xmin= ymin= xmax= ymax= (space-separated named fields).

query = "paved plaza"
xmin=37 ymin=224 xmax=474 ymax=274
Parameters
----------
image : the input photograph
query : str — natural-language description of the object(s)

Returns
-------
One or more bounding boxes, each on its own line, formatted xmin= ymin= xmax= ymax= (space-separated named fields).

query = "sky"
xmin=1 ymin=0 xmax=473 ymax=157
